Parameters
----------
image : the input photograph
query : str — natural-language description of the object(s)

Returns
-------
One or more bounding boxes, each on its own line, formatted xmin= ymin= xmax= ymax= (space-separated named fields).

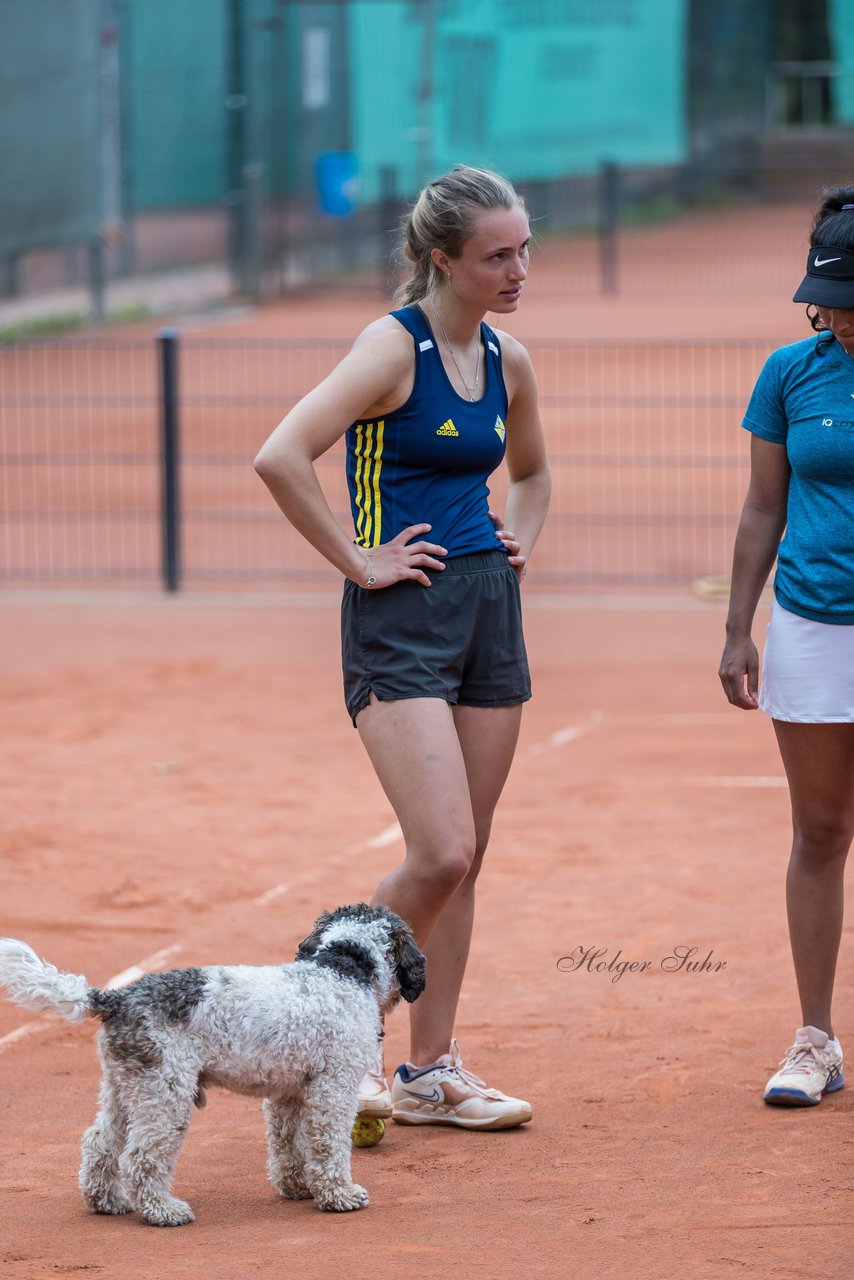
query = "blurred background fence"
xmin=2 ymin=0 xmax=854 ymax=316
xmin=0 ymin=332 xmax=766 ymax=590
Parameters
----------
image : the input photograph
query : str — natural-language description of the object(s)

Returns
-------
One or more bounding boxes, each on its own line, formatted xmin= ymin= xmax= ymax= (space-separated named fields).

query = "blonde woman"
xmin=255 ymin=167 xmax=550 ymax=1130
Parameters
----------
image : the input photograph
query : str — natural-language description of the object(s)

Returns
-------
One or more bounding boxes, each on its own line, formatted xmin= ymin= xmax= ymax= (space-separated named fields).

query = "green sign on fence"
xmin=0 ymin=0 xmax=102 ymax=254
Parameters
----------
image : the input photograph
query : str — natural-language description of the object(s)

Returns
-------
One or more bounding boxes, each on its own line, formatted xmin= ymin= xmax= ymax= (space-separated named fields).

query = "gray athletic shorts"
xmin=341 ymin=549 xmax=531 ymax=726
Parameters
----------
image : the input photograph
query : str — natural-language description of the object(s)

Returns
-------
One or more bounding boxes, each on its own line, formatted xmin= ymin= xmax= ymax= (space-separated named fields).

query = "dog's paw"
xmin=315 ymin=1182 xmax=370 ymax=1212
xmin=140 ymin=1195 xmax=196 ymax=1227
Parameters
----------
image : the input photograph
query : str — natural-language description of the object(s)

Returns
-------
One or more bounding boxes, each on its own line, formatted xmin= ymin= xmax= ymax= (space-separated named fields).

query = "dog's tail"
xmin=0 ymin=938 xmax=92 ymax=1024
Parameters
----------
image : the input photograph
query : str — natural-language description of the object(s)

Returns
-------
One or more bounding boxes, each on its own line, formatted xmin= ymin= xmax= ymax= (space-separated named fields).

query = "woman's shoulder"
xmin=766 ymin=334 xmax=829 ymax=369
xmin=489 ymin=327 xmax=535 ymax=381
xmin=753 ymin=335 xmax=836 ymax=397
xmin=350 ymin=311 xmax=418 ymax=362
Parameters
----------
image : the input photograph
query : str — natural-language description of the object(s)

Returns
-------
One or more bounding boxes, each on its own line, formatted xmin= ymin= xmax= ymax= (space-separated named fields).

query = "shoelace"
xmin=777 ymin=1040 xmax=827 ymax=1076
xmin=447 ymin=1039 xmax=500 ymax=1096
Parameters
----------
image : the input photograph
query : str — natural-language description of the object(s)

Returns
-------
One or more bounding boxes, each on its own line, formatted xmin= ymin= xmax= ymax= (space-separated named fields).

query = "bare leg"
xmin=359 ymin=695 xmax=523 ymax=1065
xmin=408 ymin=704 xmax=522 ymax=1065
xmin=773 ymin=721 xmax=854 ymax=1039
xmin=359 ymin=697 xmax=479 ymax=941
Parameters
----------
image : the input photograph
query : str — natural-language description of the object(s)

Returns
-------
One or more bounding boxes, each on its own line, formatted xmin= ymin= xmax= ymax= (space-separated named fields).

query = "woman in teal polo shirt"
xmin=720 ymin=186 xmax=854 ymax=1107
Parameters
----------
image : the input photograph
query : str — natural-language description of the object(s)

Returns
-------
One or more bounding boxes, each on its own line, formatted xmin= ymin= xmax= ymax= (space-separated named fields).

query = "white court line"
xmin=0 ymin=1021 xmax=53 ymax=1053
xmin=105 ymin=944 xmax=183 ymax=990
xmin=254 ymin=882 xmax=290 ymax=907
xmin=365 ymin=823 xmax=403 ymax=849
xmin=253 ymin=823 xmax=404 ymax=908
xmin=527 ymin=710 xmax=605 ymax=756
xmin=549 ymin=725 xmax=588 ymax=746
xmin=1 ymin=945 xmax=185 ymax=1054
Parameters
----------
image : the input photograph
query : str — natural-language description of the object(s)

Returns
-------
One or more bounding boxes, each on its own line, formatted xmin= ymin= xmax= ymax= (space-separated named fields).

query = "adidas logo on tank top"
xmin=344 ymin=304 xmax=509 ymax=554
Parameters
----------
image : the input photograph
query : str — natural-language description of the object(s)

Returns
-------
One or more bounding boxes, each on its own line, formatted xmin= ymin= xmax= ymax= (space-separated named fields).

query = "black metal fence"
xmin=0 ymin=332 xmax=767 ymax=590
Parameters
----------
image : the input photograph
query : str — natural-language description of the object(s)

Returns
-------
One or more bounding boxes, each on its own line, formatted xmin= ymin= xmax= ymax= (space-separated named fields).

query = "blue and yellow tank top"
xmin=345 ymin=304 xmax=509 ymax=557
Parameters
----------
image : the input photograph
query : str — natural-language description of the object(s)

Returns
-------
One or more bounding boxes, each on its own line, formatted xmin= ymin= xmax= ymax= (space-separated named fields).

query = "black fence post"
xmin=1 ymin=251 xmax=20 ymax=298
xmin=159 ymin=328 xmax=181 ymax=592
xmin=598 ymin=159 xmax=619 ymax=296
xmin=89 ymin=236 xmax=106 ymax=321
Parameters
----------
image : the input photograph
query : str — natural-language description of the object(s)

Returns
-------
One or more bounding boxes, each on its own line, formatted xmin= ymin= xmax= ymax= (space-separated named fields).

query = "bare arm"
xmin=490 ymin=336 xmax=551 ymax=580
xmin=254 ymin=322 xmax=447 ymax=588
xmin=719 ymin=434 xmax=790 ymax=709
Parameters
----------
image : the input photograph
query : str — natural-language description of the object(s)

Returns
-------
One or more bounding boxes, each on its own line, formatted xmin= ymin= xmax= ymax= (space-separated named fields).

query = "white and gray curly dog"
xmin=0 ymin=903 xmax=426 ymax=1226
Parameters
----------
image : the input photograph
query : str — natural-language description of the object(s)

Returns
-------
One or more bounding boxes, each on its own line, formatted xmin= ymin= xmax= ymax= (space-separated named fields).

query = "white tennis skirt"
xmin=760 ymin=600 xmax=854 ymax=723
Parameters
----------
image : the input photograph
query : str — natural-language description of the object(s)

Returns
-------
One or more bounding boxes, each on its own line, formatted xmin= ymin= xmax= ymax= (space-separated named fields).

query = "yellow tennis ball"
xmin=352 ymin=1116 xmax=385 ymax=1147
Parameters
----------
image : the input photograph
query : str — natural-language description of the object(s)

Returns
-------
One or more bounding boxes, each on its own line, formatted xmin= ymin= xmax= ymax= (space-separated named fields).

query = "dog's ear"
xmin=296 ymin=910 xmax=333 ymax=960
xmin=391 ymin=926 xmax=426 ymax=1004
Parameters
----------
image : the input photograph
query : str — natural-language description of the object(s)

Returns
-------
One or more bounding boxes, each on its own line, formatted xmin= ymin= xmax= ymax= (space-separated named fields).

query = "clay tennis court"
xmin=2 ymin=205 xmax=853 ymax=1277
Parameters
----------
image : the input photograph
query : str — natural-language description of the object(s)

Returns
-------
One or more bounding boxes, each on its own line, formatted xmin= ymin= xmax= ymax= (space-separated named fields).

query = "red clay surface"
xmin=3 ymin=202 xmax=852 ymax=1278
xmin=2 ymin=592 xmax=853 ymax=1279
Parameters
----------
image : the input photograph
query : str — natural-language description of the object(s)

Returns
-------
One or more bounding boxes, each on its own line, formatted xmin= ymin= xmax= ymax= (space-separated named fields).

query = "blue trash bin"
xmin=315 ymin=152 xmax=359 ymax=216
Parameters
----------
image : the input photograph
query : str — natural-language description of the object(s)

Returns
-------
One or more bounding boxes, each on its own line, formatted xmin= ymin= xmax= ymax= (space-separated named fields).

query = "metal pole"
xmin=226 ymin=0 xmax=261 ymax=298
xmin=89 ymin=237 xmax=106 ymax=322
xmin=159 ymin=328 xmax=181 ymax=592
xmin=95 ymin=0 xmax=123 ymax=318
xmin=379 ymin=164 xmax=399 ymax=295
xmin=118 ymin=0 xmax=137 ymax=276
xmin=1 ymin=253 xmax=20 ymax=298
xmin=598 ymin=160 xmax=619 ymax=297
xmin=99 ymin=1 xmax=123 ymax=238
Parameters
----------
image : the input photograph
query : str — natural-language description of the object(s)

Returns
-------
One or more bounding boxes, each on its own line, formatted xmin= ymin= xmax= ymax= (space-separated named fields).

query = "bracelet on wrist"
xmin=363 ymin=552 xmax=377 ymax=588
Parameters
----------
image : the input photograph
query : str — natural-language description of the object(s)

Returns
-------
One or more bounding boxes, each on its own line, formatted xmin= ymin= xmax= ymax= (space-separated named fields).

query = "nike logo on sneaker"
xmin=814 ymin=255 xmax=842 ymax=267
xmin=403 ymin=1084 xmax=444 ymax=1102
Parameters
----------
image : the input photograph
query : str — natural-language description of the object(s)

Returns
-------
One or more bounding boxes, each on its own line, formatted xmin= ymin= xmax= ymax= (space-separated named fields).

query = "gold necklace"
xmin=430 ymin=299 xmax=482 ymax=401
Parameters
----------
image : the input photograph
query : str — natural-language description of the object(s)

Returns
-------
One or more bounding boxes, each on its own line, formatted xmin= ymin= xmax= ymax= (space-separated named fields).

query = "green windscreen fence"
xmin=0 ymin=0 xmax=102 ymax=254
xmin=0 ymin=0 xmax=692 ymax=258
xmin=829 ymin=0 xmax=854 ymax=124
xmin=120 ymin=0 xmax=229 ymax=209
xmin=14 ymin=0 xmax=853 ymax=299
xmin=120 ymin=0 xmax=351 ymax=209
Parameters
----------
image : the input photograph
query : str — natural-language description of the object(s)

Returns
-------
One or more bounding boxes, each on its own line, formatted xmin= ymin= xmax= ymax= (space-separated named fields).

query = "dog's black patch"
xmin=296 ymin=902 xmax=410 ymax=961
xmin=89 ymin=968 xmax=208 ymax=1067
xmin=391 ymin=930 xmax=427 ymax=1003
xmin=295 ymin=904 xmax=426 ymax=1003
xmin=90 ymin=968 xmax=207 ymax=1023
xmin=311 ymin=941 xmax=377 ymax=988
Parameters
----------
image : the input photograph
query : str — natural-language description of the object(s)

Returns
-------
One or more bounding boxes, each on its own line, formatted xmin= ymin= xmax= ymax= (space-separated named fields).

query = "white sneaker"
xmin=357 ymin=1030 xmax=393 ymax=1119
xmin=763 ymin=1025 xmax=844 ymax=1106
xmin=391 ymin=1038 xmax=532 ymax=1130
